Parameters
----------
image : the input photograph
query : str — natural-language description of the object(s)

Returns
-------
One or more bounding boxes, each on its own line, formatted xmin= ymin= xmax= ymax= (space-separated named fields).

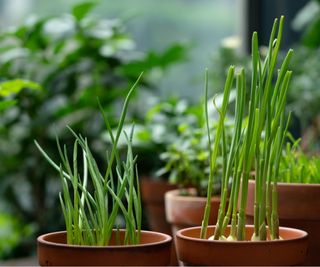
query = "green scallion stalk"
xmin=200 ymin=66 xmax=235 ymax=239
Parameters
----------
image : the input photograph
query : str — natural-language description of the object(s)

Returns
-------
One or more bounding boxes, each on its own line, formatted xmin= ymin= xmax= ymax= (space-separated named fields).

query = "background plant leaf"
xmin=72 ymin=1 xmax=97 ymax=21
xmin=0 ymin=79 xmax=41 ymax=97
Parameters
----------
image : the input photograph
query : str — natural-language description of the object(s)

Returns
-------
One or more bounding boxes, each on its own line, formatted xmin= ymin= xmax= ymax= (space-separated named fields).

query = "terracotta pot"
xmin=246 ymin=180 xmax=320 ymax=265
xmin=140 ymin=177 xmax=176 ymax=235
xmin=37 ymin=229 xmax=172 ymax=266
xmin=165 ymin=189 xmax=221 ymax=266
xmin=165 ymin=188 xmax=221 ymax=234
xmin=176 ymin=225 xmax=308 ymax=266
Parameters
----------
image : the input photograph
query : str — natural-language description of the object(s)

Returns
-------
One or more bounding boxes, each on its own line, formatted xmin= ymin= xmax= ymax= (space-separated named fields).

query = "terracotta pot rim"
xmin=277 ymin=181 xmax=320 ymax=187
xmin=140 ymin=176 xmax=168 ymax=182
xmin=165 ymin=189 xmax=220 ymax=201
xmin=249 ymin=179 xmax=320 ymax=188
xmin=177 ymin=225 xmax=308 ymax=244
xmin=38 ymin=230 xmax=172 ymax=249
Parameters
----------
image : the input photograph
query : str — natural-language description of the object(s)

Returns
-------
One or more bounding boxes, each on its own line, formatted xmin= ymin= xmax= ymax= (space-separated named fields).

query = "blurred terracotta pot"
xmin=37 ymin=230 xmax=172 ymax=266
xmin=165 ymin=188 xmax=221 ymax=234
xmin=165 ymin=188 xmax=221 ymax=265
xmin=247 ymin=180 xmax=320 ymax=265
xmin=176 ymin=225 xmax=308 ymax=266
xmin=140 ymin=177 xmax=176 ymax=235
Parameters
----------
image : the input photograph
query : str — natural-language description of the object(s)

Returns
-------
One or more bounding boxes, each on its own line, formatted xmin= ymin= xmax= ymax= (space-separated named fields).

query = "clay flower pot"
xmin=140 ymin=177 xmax=177 ymax=234
xmin=37 ymin=229 xmax=172 ymax=266
xmin=247 ymin=180 xmax=320 ymax=265
xmin=175 ymin=225 xmax=308 ymax=266
xmin=165 ymin=189 xmax=221 ymax=265
xmin=165 ymin=188 xmax=221 ymax=234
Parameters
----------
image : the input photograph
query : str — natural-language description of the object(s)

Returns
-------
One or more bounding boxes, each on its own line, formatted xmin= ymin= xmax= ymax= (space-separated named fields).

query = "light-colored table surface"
xmin=0 ymin=257 xmax=38 ymax=266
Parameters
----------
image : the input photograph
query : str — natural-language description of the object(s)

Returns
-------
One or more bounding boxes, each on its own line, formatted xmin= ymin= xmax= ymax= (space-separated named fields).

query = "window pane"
xmin=0 ymin=0 xmax=238 ymax=99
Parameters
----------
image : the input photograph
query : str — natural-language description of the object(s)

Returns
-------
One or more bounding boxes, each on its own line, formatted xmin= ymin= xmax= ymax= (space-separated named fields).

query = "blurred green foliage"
xmin=287 ymin=46 xmax=320 ymax=130
xmin=292 ymin=0 xmax=320 ymax=48
xmin=0 ymin=213 xmax=34 ymax=260
xmin=0 ymin=79 xmax=41 ymax=111
xmin=0 ymin=0 xmax=236 ymax=100
xmin=135 ymin=99 xmax=203 ymax=177
xmin=129 ymin=97 xmax=233 ymax=196
xmin=0 ymin=79 xmax=40 ymax=259
xmin=0 ymin=1 xmax=187 ymax=257
xmin=288 ymin=0 xmax=320 ymax=151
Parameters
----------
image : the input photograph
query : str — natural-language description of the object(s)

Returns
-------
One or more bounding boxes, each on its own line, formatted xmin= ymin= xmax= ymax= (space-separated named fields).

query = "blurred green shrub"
xmin=0 ymin=79 xmax=41 ymax=111
xmin=288 ymin=0 xmax=320 ymax=151
xmin=292 ymin=0 xmax=320 ymax=48
xmin=125 ymin=97 xmax=233 ymax=197
xmin=136 ymin=98 xmax=203 ymax=177
xmin=287 ymin=46 xmax=320 ymax=147
xmin=0 ymin=212 xmax=35 ymax=260
xmin=0 ymin=1 xmax=187 ymax=256
xmin=154 ymin=99 xmax=233 ymax=197
xmin=0 ymin=79 xmax=40 ymax=259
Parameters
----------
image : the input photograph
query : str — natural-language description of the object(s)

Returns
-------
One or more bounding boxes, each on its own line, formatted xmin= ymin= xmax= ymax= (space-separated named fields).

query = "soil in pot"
xmin=176 ymin=225 xmax=308 ymax=266
xmin=37 ymin=229 xmax=172 ymax=266
xmin=247 ymin=180 xmax=320 ymax=265
xmin=140 ymin=177 xmax=177 ymax=235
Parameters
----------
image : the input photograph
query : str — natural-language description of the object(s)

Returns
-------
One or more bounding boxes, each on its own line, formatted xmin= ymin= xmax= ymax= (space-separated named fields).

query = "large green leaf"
xmin=0 ymin=79 xmax=41 ymax=97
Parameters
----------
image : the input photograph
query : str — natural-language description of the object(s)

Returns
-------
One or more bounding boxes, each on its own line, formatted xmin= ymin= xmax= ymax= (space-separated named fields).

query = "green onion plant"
xmin=35 ymin=74 xmax=143 ymax=246
xmin=201 ymin=16 xmax=293 ymax=241
xmin=278 ymin=134 xmax=320 ymax=184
